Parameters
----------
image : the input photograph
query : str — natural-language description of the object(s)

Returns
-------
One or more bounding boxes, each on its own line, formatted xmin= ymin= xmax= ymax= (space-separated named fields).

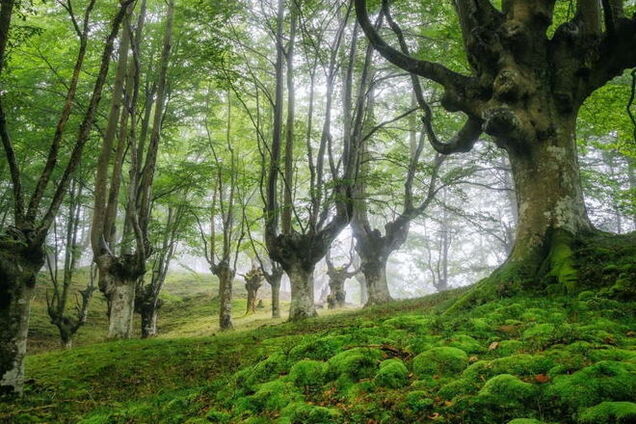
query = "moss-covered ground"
xmin=2 ymin=234 xmax=635 ymax=423
xmin=2 ymin=282 xmax=635 ymax=423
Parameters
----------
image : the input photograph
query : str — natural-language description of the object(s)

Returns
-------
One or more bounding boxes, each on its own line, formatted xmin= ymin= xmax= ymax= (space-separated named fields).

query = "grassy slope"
xmin=4 ymin=234 xmax=636 ymax=424
xmin=2 ymin=285 xmax=635 ymax=424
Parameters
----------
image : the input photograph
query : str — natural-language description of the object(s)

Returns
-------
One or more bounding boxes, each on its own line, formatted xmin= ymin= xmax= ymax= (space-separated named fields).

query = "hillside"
xmin=3 ymin=279 xmax=635 ymax=423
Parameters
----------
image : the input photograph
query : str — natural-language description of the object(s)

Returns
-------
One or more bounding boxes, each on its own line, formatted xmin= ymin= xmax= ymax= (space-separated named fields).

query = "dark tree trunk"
xmin=267 ymin=270 xmax=283 ymax=319
xmin=360 ymin=256 xmax=392 ymax=306
xmin=327 ymin=277 xmax=346 ymax=309
xmin=140 ymin=306 xmax=158 ymax=338
xmin=0 ymin=239 xmax=44 ymax=395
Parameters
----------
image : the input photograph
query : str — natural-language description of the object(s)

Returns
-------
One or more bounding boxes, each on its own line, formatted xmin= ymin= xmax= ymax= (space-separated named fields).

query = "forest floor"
xmin=2 ymin=285 xmax=635 ymax=423
xmin=2 ymin=239 xmax=636 ymax=423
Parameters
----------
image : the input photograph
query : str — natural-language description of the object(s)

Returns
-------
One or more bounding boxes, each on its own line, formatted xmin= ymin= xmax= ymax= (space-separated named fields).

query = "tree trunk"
xmin=0 ymin=246 xmax=44 ymax=395
xmin=269 ymin=273 xmax=282 ymax=319
xmin=246 ymin=287 xmax=258 ymax=315
xmin=505 ymin=117 xmax=591 ymax=286
xmin=361 ymin=257 xmax=392 ymax=306
xmin=286 ymin=263 xmax=317 ymax=320
xmin=216 ymin=264 xmax=234 ymax=331
xmin=140 ymin=306 xmax=158 ymax=338
xmin=356 ymin=274 xmax=368 ymax=305
xmin=327 ymin=277 xmax=346 ymax=309
xmin=105 ymin=278 xmax=136 ymax=339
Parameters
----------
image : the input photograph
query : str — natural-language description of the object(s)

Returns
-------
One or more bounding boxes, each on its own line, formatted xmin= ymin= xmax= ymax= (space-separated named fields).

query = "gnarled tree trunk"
xmin=214 ymin=262 xmax=234 ymax=331
xmin=327 ymin=277 xmax=346 ymax=309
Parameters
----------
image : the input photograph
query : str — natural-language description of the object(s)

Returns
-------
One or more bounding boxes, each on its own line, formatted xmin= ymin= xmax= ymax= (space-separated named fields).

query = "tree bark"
xmin=140 ymin=306 xmax=158 ymax=338
xmin=0 ymin=245 xmax=44 ymax=395
xmin=286 ymin=263 xmax=317 ymax=320
xmin=327 ymin=277 xmax=346 ymax=309
xmin=215 ymin=262 xmax=234 ymax=331
xmin=267 ymin=270 xmax=283 ymax=319
xmin=360 ymin=255 xmax=392 ymax=306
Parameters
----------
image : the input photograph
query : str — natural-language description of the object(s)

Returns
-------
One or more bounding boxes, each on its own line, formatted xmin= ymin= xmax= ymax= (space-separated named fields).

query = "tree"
xmin=242 ymin=264 xmax=264 ymax=315
xmin=0 ymin=0 xmax=131 ymax=395
xmin=325 ymin=242 xmax=359 ymax=309
xmin=355 ymin=0 xmax=636 ymax=291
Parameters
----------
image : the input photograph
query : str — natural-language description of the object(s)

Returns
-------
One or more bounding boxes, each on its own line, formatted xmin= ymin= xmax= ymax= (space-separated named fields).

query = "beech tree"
xmin=355 ymin=0 xmax=636 ymax=290
xmin=0 ymin=0 xmax=131 ymax=395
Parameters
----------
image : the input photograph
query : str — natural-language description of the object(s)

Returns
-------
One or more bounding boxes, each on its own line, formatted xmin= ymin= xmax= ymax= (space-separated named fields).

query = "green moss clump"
xmin=374 ymin=359 xmax=409 ymax=389
xmin=462 ymin=354 xmax=552 ymax=383
xmin=403 ymin=391 xmax=434 ymax=412
xmin=578 ymin=402 xmax=636 ymax=423
xmin=412 ymin=347 xmax=469 ymax=378
xmin=547 ymin=361 xmax=636 ymax=410
xmin=496 ymin=340 xmax=524 ymax=357
xmin=236 ymin=380 xmax=303 ymax=413
xmin=236 ymin=352 xmax=290 ymax=390
xmin=279 ymin=402 xmax=341 ymax=424
xmin=438 ymin=378 xmax=479 ymax=399
xmin=289 ymin=336 xmax=351 ymax=361
xmin=445 ymin=334 xmax=485 ymax=354
xmin=327 ymin=348 xmax=384 ymax=381
xmin=288 ymin=360 xmax=327 ymax=391
xmin=507 ymin=419 xmax=545 ymax=424
xmin=478 ymin=374 xmax=537 ymax=408
xmin=382 ymin=315 xmax=429 ymax=332
xmin=205 ymin=410 xmax=231 ymax=423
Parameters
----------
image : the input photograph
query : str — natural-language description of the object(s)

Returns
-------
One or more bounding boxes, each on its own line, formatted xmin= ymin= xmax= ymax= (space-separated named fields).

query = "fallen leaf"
xmin=488 ymin=341 xmax=499 ymax=350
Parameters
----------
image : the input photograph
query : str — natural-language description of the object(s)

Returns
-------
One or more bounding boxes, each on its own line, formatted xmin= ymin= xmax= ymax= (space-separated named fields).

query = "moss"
xmin=236 ymin=380 xmax=303 ymax=413
xmin=578 ymin=402 xmax=636 ymax=423
xmin=374 ymin=359 xmax=409 ymax=389
xmin=445 ymin=334 xmax=485 ymax=354
xmin=495 ymin=340 xmax=524 ymax=357
xmin=412 ymin=347 xmax=469 ymax=378
xmin=403 ymin=391 xmax=434 ymax=412
xmin=279 ymin=402 xmax=341 ymax=424
xmin=236 ymin=352 xmax=290 ymax=391
xmin=326 ymin=348 xmax=384 ymax=381
xmin=205 ymin=410 xmax=231 ymax=423
xmin=477 ymin=374 xmax=537 ymax=408
xmin=462 ymin=354 xmax=553 ymax=382
xmin=547 ymin=361 xmax=636 ymax=410
xmin=288 ymin=360 xmax=328 ymax=391
xmin=382 ymin=315 xmax=429 ymax=332
xmin=547 ymin=231 xmax=578 ymax=291
xmin=288 ymin=335 xmax=351 ymax=361
xmin=438 ymin=378 xmax=479 ymax=400
xmin=507 ymin=420 xmax=545 ymax=424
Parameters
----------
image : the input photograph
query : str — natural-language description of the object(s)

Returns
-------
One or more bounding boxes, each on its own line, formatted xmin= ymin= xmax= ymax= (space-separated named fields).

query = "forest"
xmin=0 ymin=0 xmax=635 ymax=422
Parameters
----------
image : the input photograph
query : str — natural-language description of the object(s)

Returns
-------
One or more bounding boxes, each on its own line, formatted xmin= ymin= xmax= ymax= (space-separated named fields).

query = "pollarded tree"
xmin=356 ymin=0 xmax=636 ymax=292
xmin=325 ymin=242 xmax=359 ymax=309
xmin=0 ymin=0 xmax=132 ymax=395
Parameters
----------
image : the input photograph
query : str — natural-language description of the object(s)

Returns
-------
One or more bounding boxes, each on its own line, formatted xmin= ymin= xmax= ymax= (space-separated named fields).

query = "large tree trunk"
xmin=361 ymin=256 xmax=392 ymax=306
xmin=96 ymin=254 xmax=143 ymax=339
xmin=327 ymin=277 xmax=346 ymax=309
xmin=286 ymin=263 xmax=317 ymax=320
xmin=0 ymin=244 xmax=44 ymax=395
xmin=246 ymin=287 xmax=258 ymax=315
xmin=140 ymin=306 xmax=158 ymax=338
xmin=505 ymin=117 xmax=591 ymax=286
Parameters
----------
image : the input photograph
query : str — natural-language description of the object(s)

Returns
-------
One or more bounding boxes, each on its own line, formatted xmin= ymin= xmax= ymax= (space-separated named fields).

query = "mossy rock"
xmin=327 ymin=348 xmax=384 ymax=381
xmin=547 ymin=361 xmax=636 ymax=410
xmin=438 ymin=378 xmax=479 ymax=400
xmin=477 ymin=374 xmax=537 ymax=408
xmin=412 ymin=347 xmax=469 ymax=378
xmin=578 ymin=402 xmax=636 ymax=423
xmin=374 ymin=359 xmax=409 ymax=389
xmin=507 ymin=419 xmax=545 ymax=424
xmin=462 ymin=354 xmax=553 ymax=382
xmin=288 ymin=360 xmax=328 ymax=391
xmin=279 ymin=402 xmax=341 ymax=424
xmin=495 ymin=340 xmax=524 ymax=357
xmin=382 ymin=315 xmax=430 ymax=332
xmin=205 ymin=410 xmax=231 ymax=423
